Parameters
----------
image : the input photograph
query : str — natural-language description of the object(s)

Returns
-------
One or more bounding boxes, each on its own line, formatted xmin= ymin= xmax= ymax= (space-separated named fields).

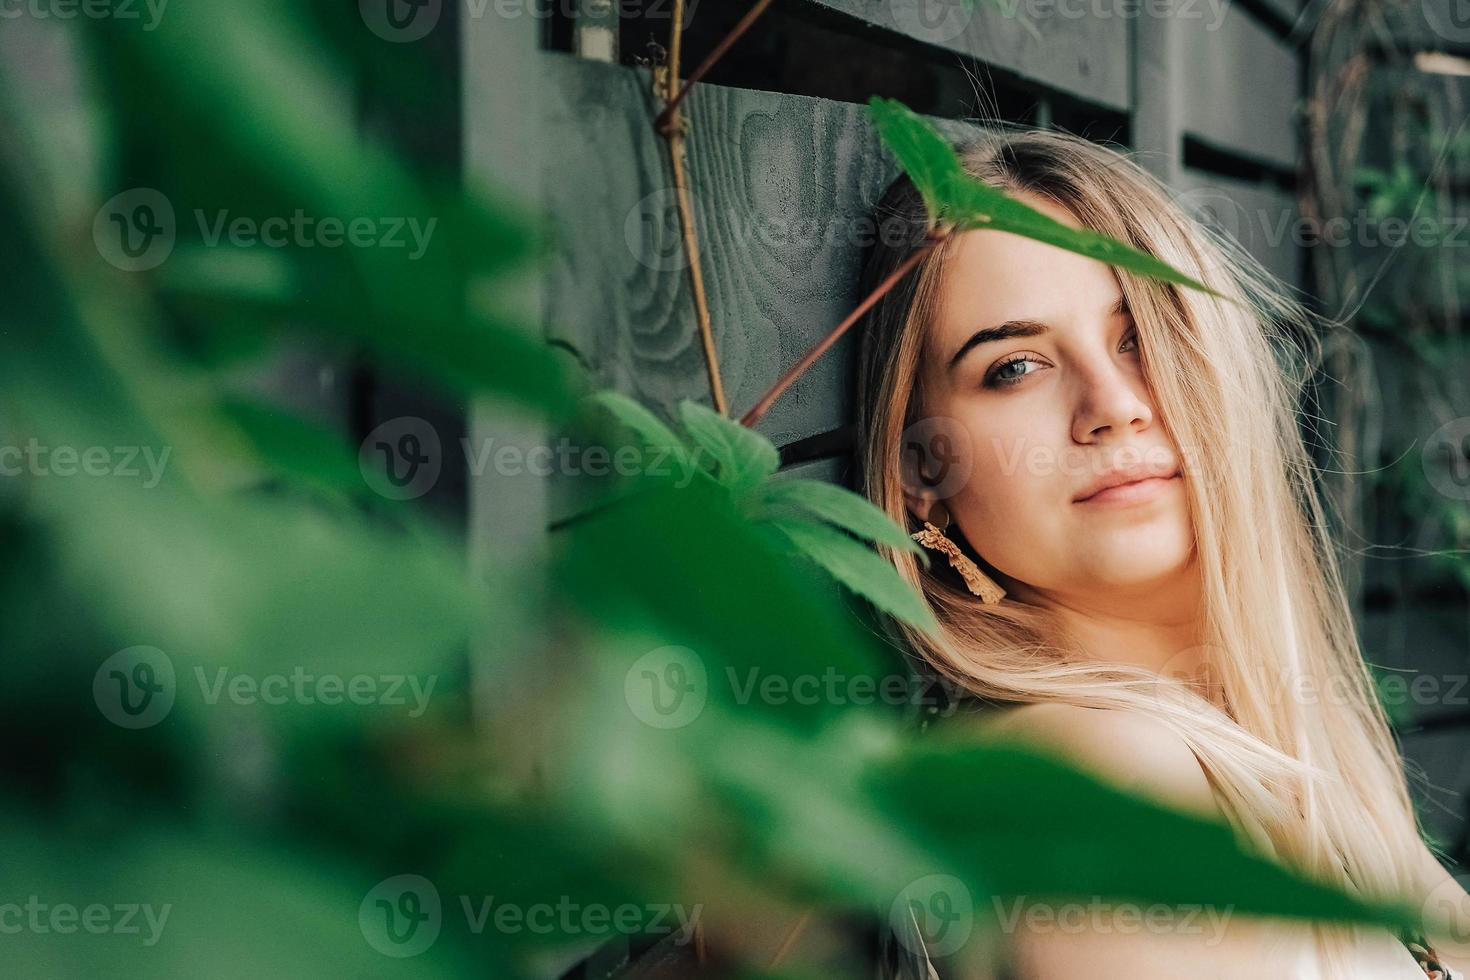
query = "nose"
xmin=1070 ymin=357 xmax=1153 ymax=444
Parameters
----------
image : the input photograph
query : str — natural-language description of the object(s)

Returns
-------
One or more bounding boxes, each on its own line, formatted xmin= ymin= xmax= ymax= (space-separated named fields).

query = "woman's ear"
xmin=902 ymin=491 xmax=941 ymax=528
xmin=899 ymin=431 xmax=946 ymax=528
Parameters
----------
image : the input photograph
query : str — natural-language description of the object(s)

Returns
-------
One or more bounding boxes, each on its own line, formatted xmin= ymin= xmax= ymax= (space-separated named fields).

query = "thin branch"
xmin=653 ymin=0 xmax=778 ymax=137
xmin=739 ymin=227 xmax=949 ymax=428
xmin=656 ymin=0 xmax=728 ymax=413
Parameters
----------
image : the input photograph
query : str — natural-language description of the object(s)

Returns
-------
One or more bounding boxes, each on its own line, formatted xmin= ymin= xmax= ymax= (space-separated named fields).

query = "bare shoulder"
xmin=971 ymin=702 xmax=1222 ymax=821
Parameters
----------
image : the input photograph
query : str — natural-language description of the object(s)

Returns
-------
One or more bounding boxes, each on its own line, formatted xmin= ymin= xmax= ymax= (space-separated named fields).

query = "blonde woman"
xmin=854 ymin=129 xmax=1470 ymax=979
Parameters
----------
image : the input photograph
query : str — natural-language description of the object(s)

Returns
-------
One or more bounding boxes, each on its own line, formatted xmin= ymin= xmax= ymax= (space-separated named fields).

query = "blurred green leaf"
xmin=218 ymin=395 xmax=361 ymax=495
xmin=868 ymin=740 xmax=1420 ymax=931
xmin=768 ymin=518 xmax=938 ymax=634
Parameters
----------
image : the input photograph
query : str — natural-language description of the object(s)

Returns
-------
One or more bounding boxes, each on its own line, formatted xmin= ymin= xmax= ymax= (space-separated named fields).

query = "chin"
xmin=1076 ymin=543 xmax=1195 ymax=590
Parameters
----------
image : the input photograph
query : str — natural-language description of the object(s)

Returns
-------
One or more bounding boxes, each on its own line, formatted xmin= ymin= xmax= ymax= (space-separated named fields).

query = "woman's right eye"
xmin=985 ymin=355 xmax=1042 ymax=388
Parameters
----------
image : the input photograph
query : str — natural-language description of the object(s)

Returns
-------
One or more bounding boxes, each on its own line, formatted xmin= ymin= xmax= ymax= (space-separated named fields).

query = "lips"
xmin=1073 ymin=463 xmax=1182 ymax=503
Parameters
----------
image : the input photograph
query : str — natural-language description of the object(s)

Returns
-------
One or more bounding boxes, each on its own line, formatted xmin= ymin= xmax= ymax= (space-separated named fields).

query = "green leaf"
xmin=866 ymin=97 xmax=1223 ymax=298
xmin=218 ymin=396 xmax=362 ymax=494
xmin=869 ymin=741 xmax=1418 ymax=932
xmin=769 ymin=518 xmax=938 ymax=633
xmin=866 ymin=97 xmax=965 ymax=222
xmin=584 ymin=390 xmax=694 ymax=472
xmin=677 ymin=399 xmax=780 ymax=496
xmin=752 ymin=478 xmax=929 ymax=565
xmin=159 ymin=245 xmax=574 ymax=415
xmin=0 ymin=814 xmax=487 ymax=980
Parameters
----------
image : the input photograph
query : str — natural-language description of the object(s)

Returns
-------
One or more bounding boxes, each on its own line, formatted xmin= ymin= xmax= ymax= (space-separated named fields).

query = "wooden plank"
xmin=536 ymin=51 xmax=912 ymax=503
xmin=1178 ymin=0 xmax=1301 ymax=170
xmin=1172 ymin=167 xmax=1303 ymax=289
xmin=803 ymin=0 xmax=1131 ymax=112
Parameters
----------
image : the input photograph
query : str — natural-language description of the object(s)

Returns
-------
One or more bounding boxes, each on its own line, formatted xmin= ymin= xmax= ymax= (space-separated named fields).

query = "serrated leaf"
xmin=678 ymin=399 xmax=780 ymax=496
xmin=585 ymin=390 xmax=694 ymax=472
xmin=770 ymin=518 xmax=938 ymax=633
xmin=753 ymin=478 xmax=928 ymax=566
xmin=867 ymin=97 xmax=1223 ymax=298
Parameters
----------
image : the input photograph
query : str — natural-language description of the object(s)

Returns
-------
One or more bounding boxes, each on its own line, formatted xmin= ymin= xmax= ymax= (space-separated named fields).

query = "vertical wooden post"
xmin=1132 ymin=0 xmax=1185 ymax=188
xmin=462 ymin=0 xmax=554 ymax=725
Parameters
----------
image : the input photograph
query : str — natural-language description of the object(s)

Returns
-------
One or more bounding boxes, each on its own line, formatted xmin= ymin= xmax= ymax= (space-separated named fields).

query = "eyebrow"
xmin=946 ymin=297 xmax=1130 ymax=373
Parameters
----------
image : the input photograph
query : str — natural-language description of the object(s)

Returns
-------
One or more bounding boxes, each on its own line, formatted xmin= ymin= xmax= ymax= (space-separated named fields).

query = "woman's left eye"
xmin=1120 ymin=328 xmax=1140 ymax=353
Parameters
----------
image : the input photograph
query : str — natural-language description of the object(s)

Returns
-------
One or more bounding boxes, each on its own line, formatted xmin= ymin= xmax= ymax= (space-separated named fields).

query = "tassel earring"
xmin=911 ymin=508 xmax=1006 ymax=604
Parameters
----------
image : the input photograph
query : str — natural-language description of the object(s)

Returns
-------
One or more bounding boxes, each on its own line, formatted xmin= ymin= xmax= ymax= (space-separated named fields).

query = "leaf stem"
xmin=739 ymin=226 xmax=949 ymax=429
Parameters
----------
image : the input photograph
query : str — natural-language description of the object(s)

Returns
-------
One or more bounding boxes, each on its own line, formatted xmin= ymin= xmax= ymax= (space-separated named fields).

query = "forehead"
xmin=930 ymin=194 xmax=1124 ymax=343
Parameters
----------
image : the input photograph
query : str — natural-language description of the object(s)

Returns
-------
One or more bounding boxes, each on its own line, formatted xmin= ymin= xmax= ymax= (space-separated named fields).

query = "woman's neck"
xmin=1006 ymin=554 xmax=1207 ymax=675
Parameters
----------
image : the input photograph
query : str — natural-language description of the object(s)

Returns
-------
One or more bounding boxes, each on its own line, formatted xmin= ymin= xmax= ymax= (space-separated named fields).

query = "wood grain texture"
xmin=537 ymin=51 xmax=920 ymax=464
xmin=803 ymin=0 xmax=1131 ymax=111
xmin=1178 ymin=0 xmax=1302 ymax=170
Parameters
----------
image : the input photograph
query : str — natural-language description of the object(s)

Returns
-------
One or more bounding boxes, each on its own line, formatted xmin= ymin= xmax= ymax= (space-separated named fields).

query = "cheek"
xmin=946 ymin=414 xmax=1069 ymax=567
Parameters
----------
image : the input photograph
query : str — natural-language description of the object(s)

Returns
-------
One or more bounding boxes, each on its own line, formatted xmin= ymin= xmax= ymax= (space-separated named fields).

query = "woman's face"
xmin=903 ymin=191 xmax=1195 ymax=602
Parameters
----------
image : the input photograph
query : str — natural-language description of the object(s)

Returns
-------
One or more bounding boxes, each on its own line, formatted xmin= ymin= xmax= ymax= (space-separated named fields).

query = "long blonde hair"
xmin=854 ymin=127 xmax=1434 ymax=974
